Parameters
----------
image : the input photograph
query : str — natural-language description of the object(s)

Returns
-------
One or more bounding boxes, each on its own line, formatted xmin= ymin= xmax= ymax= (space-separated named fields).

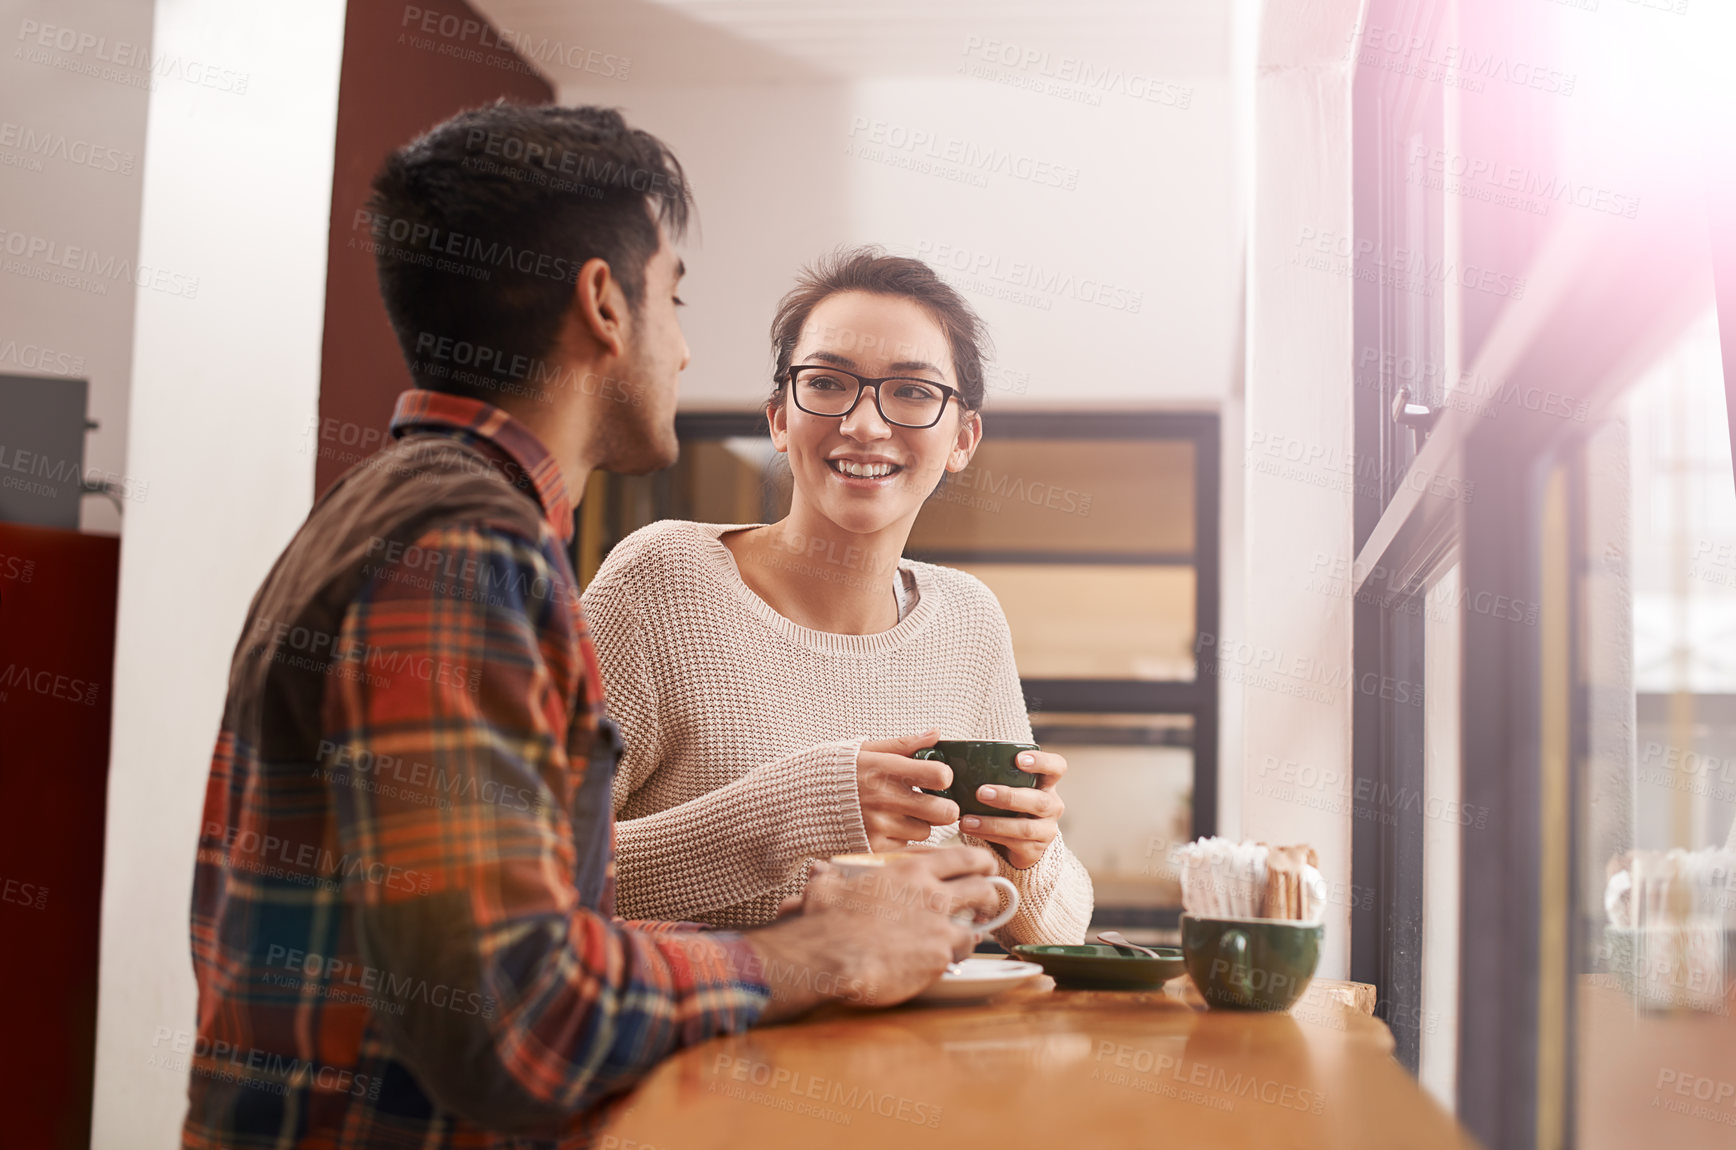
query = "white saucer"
xmin=912 ymin=958 xmax=1047 ymax=1004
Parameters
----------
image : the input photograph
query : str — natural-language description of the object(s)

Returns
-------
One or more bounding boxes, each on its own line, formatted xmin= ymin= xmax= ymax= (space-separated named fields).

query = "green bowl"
xmin=1011 ymin=943 xmax=1187 ymax=990
xmin=1180 ymin=914 xmax=1323 ymax=1011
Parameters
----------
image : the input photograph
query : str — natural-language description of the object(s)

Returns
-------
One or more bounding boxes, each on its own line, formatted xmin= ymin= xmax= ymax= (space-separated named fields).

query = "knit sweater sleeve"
xmin=927 ymin=575 xmax=1095 ymax=946
xmin=582 ymin=546 xmax=871 ymax=924
xmin=611 ymin=740 xmax=868 ymax=922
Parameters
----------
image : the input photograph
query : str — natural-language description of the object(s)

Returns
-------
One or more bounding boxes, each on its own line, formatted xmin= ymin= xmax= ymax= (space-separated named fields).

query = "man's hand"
xmin=855 ymin=731 xmax=959 ymax=853
xmin=744 ymin=846 xmax=999 ymax=1023
xmin=959 ymin=749 xmax=1068 ymax=870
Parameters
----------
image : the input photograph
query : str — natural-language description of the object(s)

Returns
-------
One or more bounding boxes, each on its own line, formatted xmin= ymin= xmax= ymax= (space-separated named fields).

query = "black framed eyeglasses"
xmin=782 ymin=364 xmax=961 ymax=430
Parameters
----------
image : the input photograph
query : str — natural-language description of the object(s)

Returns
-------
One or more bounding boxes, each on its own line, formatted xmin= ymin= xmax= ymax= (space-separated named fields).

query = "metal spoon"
xmin=1096 ymin=930 xmax=1163 ymax=958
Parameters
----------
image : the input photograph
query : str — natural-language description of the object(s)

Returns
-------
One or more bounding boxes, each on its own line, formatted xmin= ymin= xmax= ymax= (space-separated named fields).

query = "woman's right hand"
xmin=855 ymin=730 xmax=961 ymax=852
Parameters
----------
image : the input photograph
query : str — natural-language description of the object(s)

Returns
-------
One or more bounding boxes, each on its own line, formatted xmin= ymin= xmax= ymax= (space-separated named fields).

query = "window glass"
xmin=1033 ymin=713 xmax=1194 ymax=935
xmin=1419 ymin=562 xmax=1463 ymax=1111
xmin=1577 ymin=311 xmax=1736 ymax=1148
xmin=952 ymin=564 xmax=1195 ymax=680
xmin=909 ymin=439 xmax=1195 ymax=557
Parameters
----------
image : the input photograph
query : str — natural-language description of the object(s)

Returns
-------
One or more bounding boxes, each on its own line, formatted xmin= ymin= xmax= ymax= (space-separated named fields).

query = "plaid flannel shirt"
xmin=183 ymin=391 xmax=770 ymax=1149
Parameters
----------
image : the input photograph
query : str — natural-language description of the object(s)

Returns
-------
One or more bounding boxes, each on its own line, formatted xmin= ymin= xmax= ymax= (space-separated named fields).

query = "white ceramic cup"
xmin=827 ymin=850 xmax=1020 ymax=934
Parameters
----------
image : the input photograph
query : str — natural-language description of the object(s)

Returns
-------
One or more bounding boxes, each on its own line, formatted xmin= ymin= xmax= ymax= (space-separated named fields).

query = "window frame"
xmin=1348 ymin=13 xmax=1726 ymax=1140
xmin=1348 ymin=0 xmax=1450 ymax=1076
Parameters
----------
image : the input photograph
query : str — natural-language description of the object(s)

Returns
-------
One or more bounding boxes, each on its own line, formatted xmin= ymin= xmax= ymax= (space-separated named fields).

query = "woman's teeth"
xmin=830 ymin=460 xmax=900 ymax=479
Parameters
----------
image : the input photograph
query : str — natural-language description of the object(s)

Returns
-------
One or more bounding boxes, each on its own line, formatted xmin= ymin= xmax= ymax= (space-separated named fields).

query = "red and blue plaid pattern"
xmin=184 ymin=392 xmax=769 ymax=1149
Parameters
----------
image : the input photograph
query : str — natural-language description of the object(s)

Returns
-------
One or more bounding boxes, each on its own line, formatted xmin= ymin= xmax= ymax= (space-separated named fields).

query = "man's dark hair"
xmin=768 ymin=246 xmax=991 ymax=412
xmin=366 ymin=102 xmax=690 ymax=403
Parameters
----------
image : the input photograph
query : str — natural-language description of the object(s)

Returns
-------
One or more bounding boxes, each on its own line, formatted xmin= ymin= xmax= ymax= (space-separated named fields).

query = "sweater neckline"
xmin=695 ymin=522 xmax=935 ymax=657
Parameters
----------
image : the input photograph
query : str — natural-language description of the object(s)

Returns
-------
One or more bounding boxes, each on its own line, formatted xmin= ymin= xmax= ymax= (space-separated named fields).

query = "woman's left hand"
xmin=958 ymin=750 xmax=1067 ymax=871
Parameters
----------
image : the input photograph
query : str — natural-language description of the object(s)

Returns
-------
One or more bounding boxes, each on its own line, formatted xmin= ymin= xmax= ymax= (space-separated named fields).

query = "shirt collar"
xmin=389 ymin=390 xmax=574 ymax=544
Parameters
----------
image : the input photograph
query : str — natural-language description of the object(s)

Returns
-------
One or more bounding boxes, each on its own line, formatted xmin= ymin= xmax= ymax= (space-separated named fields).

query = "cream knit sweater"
xmin=581 ymin=519 xmax=1094 ymax=946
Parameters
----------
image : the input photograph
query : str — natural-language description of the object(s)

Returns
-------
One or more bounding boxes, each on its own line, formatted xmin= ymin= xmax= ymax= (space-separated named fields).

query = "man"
xmin=183 ymin=102 xmax=997 ymax=1149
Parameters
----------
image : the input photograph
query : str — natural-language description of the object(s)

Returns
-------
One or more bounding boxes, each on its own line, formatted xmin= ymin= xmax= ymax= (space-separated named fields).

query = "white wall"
xmin=90 ymin=1 xmax=346 ymax=1145
xmin=552 ymin=72 xmax=1242 ymax=411
xmin=0 ymin=0 xmax=153 ymax=534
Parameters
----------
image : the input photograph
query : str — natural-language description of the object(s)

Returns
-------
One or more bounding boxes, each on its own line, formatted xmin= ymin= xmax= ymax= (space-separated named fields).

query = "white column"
xmin=1235 ymin=0 xmax=1363 ymax=978
xmin=92 ymin=1 xmax=346 ymax=1145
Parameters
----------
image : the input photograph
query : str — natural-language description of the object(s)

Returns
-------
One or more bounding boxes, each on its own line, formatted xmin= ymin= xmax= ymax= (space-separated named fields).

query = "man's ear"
xmin=946 ymin=409 xmax=983 ymax=473
xmin=766 ymin=397 xmax=790 ymax=453
xmin=573 ymin=256 xmax=626 ymax=359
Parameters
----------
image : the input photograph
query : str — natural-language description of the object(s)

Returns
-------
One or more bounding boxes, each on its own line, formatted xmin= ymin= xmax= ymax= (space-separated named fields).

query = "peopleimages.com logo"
xmin=398 ymin=6 xmax=630 ymax=79
xmin=15 ymin=19 xmax=250 ymax=94
xmin=0 ymin=227 xmax=199 ymax=297
xmin=0 ymin=119 xmax=135 ymax=174
xmin=0 ymin=662 xmax=101 ymax=706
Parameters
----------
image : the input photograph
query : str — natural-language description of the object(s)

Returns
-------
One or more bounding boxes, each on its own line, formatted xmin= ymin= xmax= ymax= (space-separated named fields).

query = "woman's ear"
xmin=766 ymin=397 xmax=790 ymax=453
xmin=946 ymin=409 xmax=983 ymax=473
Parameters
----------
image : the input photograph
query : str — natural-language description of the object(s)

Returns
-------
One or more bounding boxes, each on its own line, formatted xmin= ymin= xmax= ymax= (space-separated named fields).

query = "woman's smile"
xmin=827 ymin=454 xmax=906 ymax=485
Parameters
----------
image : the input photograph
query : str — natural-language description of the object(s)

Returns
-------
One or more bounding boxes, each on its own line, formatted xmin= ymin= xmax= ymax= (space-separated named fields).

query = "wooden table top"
xmin=598 ymin=967 xmax=1478 ymax=1150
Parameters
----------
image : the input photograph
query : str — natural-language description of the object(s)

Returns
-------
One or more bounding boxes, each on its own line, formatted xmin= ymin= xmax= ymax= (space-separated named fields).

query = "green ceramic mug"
xmin=1181 ymin=913 xmax=1324 ymax=1011
xmin=913 ymin=740 xmax=1041 ymax=819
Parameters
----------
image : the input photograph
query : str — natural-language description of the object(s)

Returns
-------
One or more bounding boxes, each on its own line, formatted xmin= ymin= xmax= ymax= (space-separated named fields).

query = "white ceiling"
xmin=471 ymin=0 xmax=1231 ymax=88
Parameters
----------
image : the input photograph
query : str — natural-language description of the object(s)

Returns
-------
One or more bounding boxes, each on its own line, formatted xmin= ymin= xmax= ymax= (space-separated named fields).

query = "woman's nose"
xmin=839 ymin=389 xmax=893 ymax=440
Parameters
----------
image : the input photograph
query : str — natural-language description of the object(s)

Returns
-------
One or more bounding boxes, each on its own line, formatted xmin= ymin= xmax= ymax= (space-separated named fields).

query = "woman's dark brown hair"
xmin=768 ymin=246 xmax=991 ymax=412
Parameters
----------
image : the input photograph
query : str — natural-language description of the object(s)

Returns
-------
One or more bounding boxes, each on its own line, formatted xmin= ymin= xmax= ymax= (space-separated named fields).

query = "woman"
xmin=581 ymin=247 xmax=1093 ymax=945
